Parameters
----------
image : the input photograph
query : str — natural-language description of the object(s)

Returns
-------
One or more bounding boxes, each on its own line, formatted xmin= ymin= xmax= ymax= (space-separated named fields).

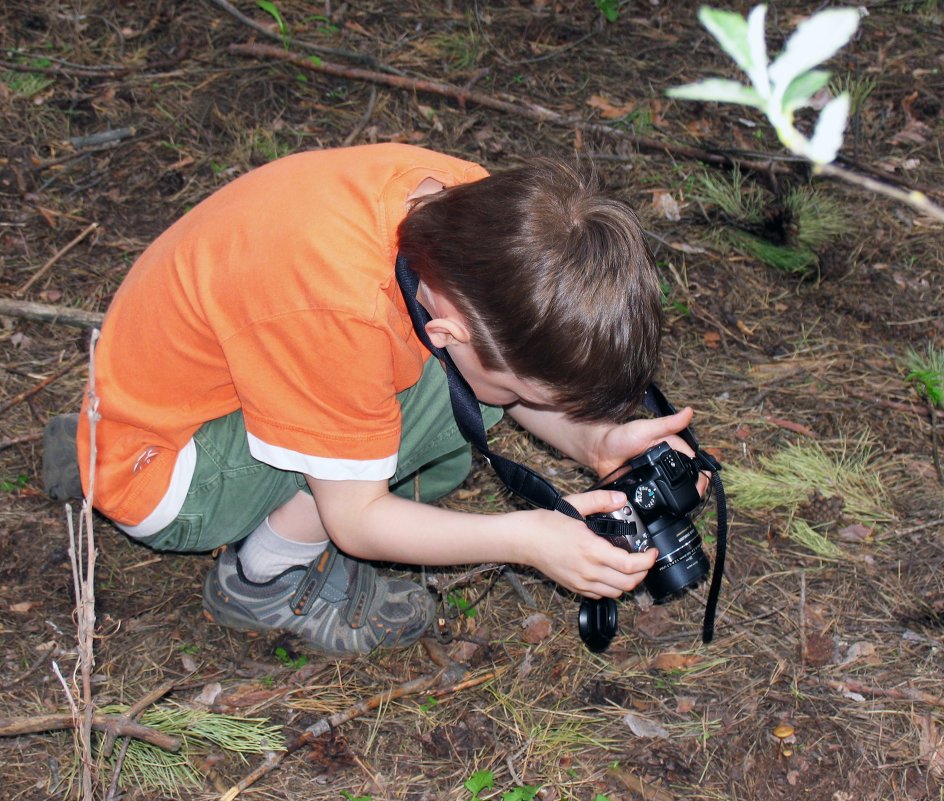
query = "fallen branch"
xmin=0 ymin=711 xmax=180 ymax=752
xmin=0 ymin=298 xmax=104 ymax=329
xmin=227 ymin=42 xmax=791 ymax=174
xmin=219 ymin=663 xmax=496 ymax=800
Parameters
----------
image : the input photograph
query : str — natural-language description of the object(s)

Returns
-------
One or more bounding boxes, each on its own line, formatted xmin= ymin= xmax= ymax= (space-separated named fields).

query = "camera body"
xmin=588 ymin=442 xmax=709 ymax=601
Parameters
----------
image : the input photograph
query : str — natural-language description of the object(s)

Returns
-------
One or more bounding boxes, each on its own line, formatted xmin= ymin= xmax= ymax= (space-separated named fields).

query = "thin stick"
xmin=342 ymin=85 xmax=378 ymax=147
xmin=0 ymin=352 xmax=86 ymax=415
xmin=17 ymin=222 xmax=99 ymax=296
xmin=70 ymin=329 xmax=100 ymax=799
xmin=0 ymin=298 xmax=104 ymax=328
xmin=817 ymin=162 xmax=944 ymax=223
xmin=0 ymin=431 xmax=42 ymax=451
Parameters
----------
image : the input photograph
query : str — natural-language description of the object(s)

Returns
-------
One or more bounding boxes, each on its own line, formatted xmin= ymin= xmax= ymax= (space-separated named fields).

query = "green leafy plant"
xmin=465 ymin=769 xmax=494 ymax=800
xmin=905 ymin=343 xmax=944 ymax=482
xmin=340 ymin=792 xmax=372 ymax=801
xmin=448 ymin=589 xmax=478 ymax=618
xmin=668 ymin=5 xmax=860 ymax=164
xmin=274 ymin=645 xmax=309 ymax=669
xmin=595 ymin=0 xmax=620 ymax=24
xmin=463 ymin=769 xmax=540 ymax=801
xmin=0 ymin=474 xmax=29 ymax=492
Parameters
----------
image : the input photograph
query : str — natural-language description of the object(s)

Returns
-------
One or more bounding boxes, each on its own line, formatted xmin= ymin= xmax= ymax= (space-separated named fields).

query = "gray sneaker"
xmin=42 ymin=413 xmax=83 ymax=501
xmin=203 ymin=544 xmax=434 ymax=657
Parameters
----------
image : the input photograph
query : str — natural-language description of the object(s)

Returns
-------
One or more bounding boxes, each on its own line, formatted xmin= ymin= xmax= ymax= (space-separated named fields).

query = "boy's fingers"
xmin=564 ymin=489 xmax=628 ymax=517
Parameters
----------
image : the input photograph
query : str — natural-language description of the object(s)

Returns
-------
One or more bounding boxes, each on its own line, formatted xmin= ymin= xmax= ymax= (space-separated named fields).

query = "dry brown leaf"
xmin=634 ymin=605 xmax=673 ymax=638
xmin=652 ymin=651 xmax=700 ymax=671
xmin=521 ymin=612 xmax=553 ymax=644
xmin=587 ymin=94 xmax=635 ymax=120
xmin=9 ymin=601 xmax=37 ymax=613
xmin=915 ymin=713 xmax=944 ymax=781
xmin=703 ymin=331 xmax=722 ymax=349
xmin=837 ymin=523 xmax=872 ymax=543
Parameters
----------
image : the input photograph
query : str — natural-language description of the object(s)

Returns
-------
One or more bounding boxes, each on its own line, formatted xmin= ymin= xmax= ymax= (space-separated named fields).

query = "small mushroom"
xmin=773 ymin=723 xmax=797 ymax=757
xmin=773 ymin=724 xmax=795 ymax=740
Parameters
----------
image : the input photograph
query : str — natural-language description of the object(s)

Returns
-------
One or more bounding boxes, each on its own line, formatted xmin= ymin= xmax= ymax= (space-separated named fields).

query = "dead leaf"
xmin=521 ymin=612 xmax=553 ymax=644
xmin=839 ymin=641 xmax=877 ymax=666
xmin=622 ymin=710 xmax=670 ymax=739
xmin=703 ymin=331 xmax=722 ymax=349
xmin=652 ymin=190 xmax=681 ymax=221
xmin=836 ymin=523 xmax=871 ymax=543
xmin=192 ymin=681 xmax=223 ymax=707
xmin=449 ymin=638 xmax=483 ymax=664
xmin=213 ymin=682 xmax=283 ymax=711
xmin=652 ymin=651 xmax=700 ymax=671
xmin=9 ymin=601 xmax=37 ymax=613
xmin=634 ymin=605 xmax=673 ymax=638
xmin=675 ymin=696 xmax=696 ymax=714
xmin=587 ymin=94 xmax=635 ymax=120
xmin=915 ymin=712 xmax=944 ymax=781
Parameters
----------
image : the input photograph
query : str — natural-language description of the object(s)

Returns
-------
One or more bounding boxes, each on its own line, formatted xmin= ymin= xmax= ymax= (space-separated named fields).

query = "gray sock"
xmin=238 ymin=516 xmax=328 ymax=583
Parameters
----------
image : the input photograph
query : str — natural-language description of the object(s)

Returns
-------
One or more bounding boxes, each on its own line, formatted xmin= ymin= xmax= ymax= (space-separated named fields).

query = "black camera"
xmin=579 ymin=442 xmax=712 ymax=652
xmin=589 ymin=442 xmax=710 ymax=600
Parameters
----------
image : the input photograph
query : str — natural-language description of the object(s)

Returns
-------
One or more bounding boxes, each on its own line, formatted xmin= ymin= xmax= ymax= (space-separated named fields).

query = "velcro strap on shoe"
xmin=290 ymin=545 xmax=377 ymax=629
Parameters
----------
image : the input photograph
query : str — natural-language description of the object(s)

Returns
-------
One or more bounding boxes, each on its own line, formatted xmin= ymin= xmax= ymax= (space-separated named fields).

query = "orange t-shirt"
xmin=77 ymin=144 xmax=488 ymax=527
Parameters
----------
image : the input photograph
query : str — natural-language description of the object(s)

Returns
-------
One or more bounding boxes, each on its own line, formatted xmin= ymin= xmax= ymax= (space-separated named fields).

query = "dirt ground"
xmin=1 ymin=1 xmax=943 ymax=799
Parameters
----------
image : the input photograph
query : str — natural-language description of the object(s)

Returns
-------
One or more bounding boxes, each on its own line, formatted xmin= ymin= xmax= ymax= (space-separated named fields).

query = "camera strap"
xmin=395 ymin=252 xmax=726 ymax=644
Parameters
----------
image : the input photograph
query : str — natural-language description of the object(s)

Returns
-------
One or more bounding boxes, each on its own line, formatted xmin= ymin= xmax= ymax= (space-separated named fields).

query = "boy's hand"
xmin=591 ymin=407 xmax=709 ymax=495
xmin=521 ymin=489 xmax=657 ymax=599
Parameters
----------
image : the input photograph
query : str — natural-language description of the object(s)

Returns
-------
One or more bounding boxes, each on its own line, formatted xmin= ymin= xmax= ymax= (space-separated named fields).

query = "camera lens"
xmin=644 ymin=516 xmax=710 ymax=601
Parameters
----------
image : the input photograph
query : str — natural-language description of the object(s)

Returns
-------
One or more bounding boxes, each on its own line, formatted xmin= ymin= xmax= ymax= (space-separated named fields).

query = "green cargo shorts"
xmin=137 ymin=356 xmax=503 ymax=553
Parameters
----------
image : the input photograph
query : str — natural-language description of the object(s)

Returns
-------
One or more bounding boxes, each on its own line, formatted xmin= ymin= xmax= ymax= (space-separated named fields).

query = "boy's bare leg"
xmin=238 ymin=490 xmax=330 ymax=582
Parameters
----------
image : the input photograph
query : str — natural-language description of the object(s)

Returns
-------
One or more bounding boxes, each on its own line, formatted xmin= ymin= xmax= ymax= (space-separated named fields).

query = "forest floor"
xmin=1 ymin=1 xmax=943 ymax=800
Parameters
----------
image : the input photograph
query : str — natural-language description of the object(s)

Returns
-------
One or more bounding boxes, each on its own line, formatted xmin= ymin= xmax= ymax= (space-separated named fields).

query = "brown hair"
xmin=397 ymin=158 xmax=662 ymax=423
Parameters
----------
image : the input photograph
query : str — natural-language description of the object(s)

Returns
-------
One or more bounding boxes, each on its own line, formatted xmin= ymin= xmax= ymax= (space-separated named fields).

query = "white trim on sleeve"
xmin=117 ymin=438 xmax=196 ymax=539
xmin=246 ymin=431 xmax=398 ymax=481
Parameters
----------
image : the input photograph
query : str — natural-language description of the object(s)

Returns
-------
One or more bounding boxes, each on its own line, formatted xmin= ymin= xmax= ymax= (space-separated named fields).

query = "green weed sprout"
xmin=464 ymin=769 xmax=540 ymax=801
xmin=257 ymin=0 xmax=290 ymax=49
xmin=667 ymin=5 xmax=860 ymax=165
xmin=905 ymin=343 xmax=944 ymax=482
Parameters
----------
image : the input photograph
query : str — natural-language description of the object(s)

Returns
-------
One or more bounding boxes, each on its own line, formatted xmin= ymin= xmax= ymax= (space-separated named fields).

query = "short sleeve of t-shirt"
xmin=222 ymin=307 xmax=424 ymax=479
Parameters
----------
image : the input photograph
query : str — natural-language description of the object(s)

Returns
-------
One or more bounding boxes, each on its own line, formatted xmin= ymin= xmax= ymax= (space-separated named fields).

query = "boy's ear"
xmin=424 ymin=316 xmax=470 ymax=348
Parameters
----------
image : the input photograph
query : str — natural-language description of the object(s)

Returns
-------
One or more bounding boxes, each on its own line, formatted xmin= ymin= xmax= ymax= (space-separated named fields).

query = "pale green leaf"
xmin=769 ymin=9 xmax=860 ymax=90
xmin=807 ymin=93 xmax=850 ymax=164
xmin=782 ymin=69 xmax=832 ymax=111
xmin=667 ymin=78 xmax=762 ymax=108
xmin=745 ymin=5 xmax=770 ymax=97
xmin=698 ymin=7 xmax=753 ymax=76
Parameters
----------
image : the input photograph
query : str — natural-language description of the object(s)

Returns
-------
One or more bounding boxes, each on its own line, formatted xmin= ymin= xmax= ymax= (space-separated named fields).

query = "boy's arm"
xmin=507 ymin=403 xmax=699 ymax=478
xmin=305 ymin=475 xmax=657 ymax=599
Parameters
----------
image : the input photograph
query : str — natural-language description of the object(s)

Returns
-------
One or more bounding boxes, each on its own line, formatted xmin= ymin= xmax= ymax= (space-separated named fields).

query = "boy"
xmin=59 ymin=143 xmax=699 ymax=657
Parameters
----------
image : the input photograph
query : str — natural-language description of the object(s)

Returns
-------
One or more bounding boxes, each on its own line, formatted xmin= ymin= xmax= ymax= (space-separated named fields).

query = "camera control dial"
xmin=634 ymin=484 xmax=658 ymax=510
